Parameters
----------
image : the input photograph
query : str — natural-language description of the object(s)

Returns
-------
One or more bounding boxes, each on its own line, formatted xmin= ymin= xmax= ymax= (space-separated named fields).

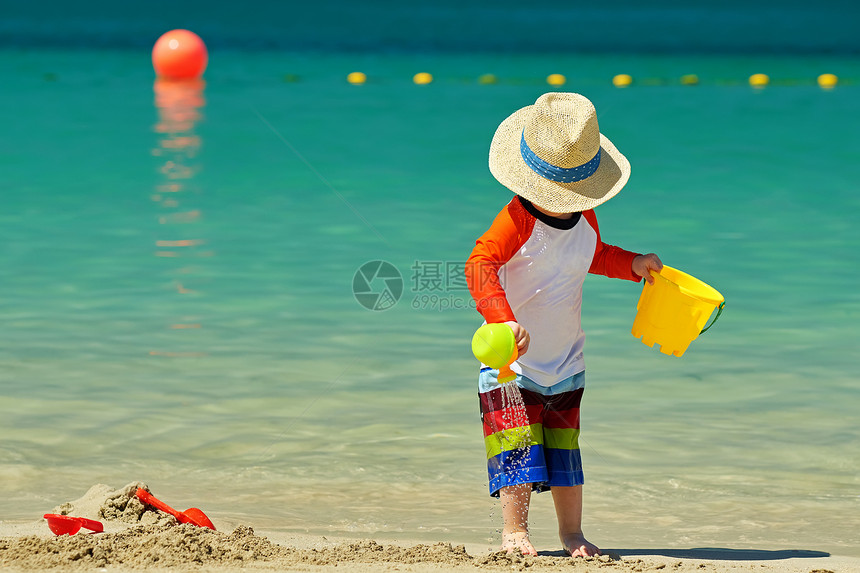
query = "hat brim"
xmin=488 ymin=104 xmax=631 ymax=213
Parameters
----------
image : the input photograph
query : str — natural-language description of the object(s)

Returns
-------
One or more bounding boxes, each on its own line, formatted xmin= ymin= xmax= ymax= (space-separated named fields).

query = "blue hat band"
xmin=520 ymin=132 xmax=601 ymax=183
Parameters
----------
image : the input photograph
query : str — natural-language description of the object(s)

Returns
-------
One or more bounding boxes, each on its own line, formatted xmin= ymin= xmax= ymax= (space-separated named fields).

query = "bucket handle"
xmin=700 ymin=301 xmax=725 ymax=335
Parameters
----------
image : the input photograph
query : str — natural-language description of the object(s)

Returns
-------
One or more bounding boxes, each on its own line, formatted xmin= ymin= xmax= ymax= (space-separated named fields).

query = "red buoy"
xmin=152 ymin=29 xmax=208 ymax=80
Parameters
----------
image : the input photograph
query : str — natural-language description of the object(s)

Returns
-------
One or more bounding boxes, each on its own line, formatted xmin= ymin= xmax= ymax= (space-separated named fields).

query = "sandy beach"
xmin=1 ymin=483 xmax=856 ymax=573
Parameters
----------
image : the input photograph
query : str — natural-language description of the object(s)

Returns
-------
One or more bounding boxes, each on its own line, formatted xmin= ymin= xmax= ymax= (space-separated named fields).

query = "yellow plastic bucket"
xmin=631 ymin=265 xmax=725 ymax=357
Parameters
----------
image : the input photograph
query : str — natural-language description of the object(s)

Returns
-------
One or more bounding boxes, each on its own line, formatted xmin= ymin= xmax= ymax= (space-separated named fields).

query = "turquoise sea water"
xmin=1 ymin=48 xmax=858 ymax=556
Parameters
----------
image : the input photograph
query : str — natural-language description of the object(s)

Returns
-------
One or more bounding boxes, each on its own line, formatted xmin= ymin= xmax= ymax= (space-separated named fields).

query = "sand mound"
xmin=49 ymin=482 xmax=175 ymax=527
xmin=0 ymin=524 xmax=283 ymax=569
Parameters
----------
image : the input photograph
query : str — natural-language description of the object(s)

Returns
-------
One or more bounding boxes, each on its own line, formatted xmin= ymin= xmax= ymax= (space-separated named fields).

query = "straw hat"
xmin=489 ymin=92 xmax=630 ymax=213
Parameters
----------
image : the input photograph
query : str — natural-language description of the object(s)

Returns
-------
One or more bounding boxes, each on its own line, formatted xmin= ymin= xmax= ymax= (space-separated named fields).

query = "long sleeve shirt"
xmin=466 ymin=196 xmax=641 ymax=386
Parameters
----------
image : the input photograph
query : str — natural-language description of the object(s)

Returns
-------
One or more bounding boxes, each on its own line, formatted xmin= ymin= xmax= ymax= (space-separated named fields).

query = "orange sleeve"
xmin=582 ymin=209 xmax=642 ymax=282
xmin=466 ymin=199 xmax=536 ymax=323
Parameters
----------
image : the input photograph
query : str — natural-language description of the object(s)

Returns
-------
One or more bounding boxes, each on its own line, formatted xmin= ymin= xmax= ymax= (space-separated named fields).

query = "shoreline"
xmin=2 ymin=519 xmax=858 ymax=573
xmin=2 ymin=483 xmax=857 ymax=573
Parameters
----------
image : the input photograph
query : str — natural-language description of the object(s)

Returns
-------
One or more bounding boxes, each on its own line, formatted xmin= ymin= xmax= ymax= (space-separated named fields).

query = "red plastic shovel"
xmin=43 ymin=514 xmax=104 ymax=535
xmin=135 ymin=488 xmax=215 ymax=530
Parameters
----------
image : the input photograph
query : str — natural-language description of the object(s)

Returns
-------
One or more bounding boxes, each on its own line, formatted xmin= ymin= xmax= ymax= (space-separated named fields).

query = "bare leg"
xmin=551 ymin=485 xmax=601 ymax=557
xmin=499 ymin=484 xmax=538 ymax=556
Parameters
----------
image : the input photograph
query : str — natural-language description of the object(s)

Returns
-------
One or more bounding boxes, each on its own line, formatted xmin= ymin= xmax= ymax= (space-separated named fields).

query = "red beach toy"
xmin=135 ymin=488 xmax=215 ymax=530
xmin=43 ymin=514 xmax=103 ymax=535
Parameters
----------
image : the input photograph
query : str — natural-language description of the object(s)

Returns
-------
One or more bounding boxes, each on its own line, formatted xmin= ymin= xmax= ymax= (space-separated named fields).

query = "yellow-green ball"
xmin=471 ymin=323 xmax=516 ymax=369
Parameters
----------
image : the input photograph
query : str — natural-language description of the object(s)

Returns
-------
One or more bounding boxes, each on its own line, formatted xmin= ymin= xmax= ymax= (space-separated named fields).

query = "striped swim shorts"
xmin=478 ymin=368 xmax=585 ymax=497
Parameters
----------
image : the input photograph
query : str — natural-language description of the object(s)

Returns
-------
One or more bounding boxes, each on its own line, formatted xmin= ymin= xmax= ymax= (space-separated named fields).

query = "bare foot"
xmin=501 ymin=531 xmax=538 ymax=556
xmin=561 ymin=532 xmax=600 ymax=557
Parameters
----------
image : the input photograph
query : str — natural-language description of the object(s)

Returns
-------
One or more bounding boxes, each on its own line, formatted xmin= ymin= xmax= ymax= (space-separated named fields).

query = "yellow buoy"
xmin=413 ymin=72 xmax=433 ymax=85
xmin=546 ymin=73 xmax=566 ymax=87
xmin=347 ymin=71 xmax=366 ymax=85
xmin=817 ymin=73 xmax=838 ymax=89
xmin=749 ymin=73 xmax=770 ymax=88
xmin=478 ymin=73 xmax=498 ymax=85
xmin=612 ymin=74 xmax=633 ymax=88
xmin=680 ymin=74 xmax=699 ymax=86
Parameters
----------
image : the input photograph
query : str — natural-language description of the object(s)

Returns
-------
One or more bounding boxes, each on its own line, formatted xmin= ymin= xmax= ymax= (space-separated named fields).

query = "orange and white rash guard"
xmin=466 ymin=196 xmax=641 ymax=387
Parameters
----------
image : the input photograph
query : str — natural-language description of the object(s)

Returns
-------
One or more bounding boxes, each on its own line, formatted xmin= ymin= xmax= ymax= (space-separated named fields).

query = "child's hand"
xmin=632 ymin=253 xmax=664 ymax=285
xmin=504 ymin=321 xmax=530 ymax=357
